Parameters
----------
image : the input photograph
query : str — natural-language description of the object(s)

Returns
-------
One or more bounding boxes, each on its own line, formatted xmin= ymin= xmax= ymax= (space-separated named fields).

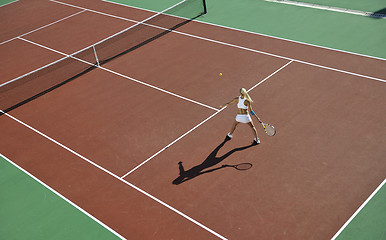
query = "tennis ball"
xmin=219 ymin=73 xmax=223 ymax=76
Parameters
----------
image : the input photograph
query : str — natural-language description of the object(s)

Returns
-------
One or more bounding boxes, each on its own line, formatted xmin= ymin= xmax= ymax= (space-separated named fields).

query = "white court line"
xmin=121 ymin=110 xmax=222 ymax=178
xmin=0 ymin=153 xmax=126 ymax=240
xmin=102 ymin=0 xmax=386 ymax=61
xmin=147 ymin=27 xmax=386 ymax=83
xmin=0 ymin=9 xmax=86 ymax=45
xmin=99 ymin=67 xmax=219 ymax=111
xmin=17 ymin=35 xmax=291 ymax=179
xmin=49 ymin=0 xmax=386 ymax=83
xmin=248 ymin=60 xmax=293 ymax=92
xmin=0 ymin=110 xmax=227 ymax=240
xmin=331 ymin=178 xmax=386 ymax=240
xmin=81 ymin=0 xmax=193 ymax=50
xmin=265 ymin=0 xmax=386 ymax=19
xmin=51 ymin=0 xmax=138 ymax=23
xmin=4 ymin=2 xmax=384 ymax=238
xmin=15 ymin=37 xmax=219 ymax=112
xmin=0 ymin=0 xmax=18 ymax=8
xmin=0 ymin=54 xmax=68 ymax=88
xmin=48 ymin=0 xmax=189 ymax=67
xmin=121 ymin=60 xmax=293 ymax=178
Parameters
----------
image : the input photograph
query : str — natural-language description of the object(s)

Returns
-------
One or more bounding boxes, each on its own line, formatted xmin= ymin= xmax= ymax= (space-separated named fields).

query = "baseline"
xmin=265 ymin=0 xmax=386 ymax=19
xmin=102 ymin=0 xmax=386 ymax=61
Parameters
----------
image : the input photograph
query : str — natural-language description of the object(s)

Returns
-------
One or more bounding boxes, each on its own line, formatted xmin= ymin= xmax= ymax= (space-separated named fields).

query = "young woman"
xmin=220 ymin=88 xmax=262 ymax=145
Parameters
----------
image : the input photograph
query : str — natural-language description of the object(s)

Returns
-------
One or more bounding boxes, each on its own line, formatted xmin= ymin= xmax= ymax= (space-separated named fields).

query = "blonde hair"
xmin=240 ymin=88 xmax=253 ymax=102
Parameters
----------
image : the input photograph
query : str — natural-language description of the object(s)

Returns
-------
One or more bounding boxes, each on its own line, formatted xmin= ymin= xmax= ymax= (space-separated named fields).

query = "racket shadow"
xmin=172 ymin=137 xmax=254 ymax=185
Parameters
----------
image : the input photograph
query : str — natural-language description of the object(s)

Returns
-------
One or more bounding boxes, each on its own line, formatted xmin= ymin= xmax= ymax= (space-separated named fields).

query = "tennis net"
xmin=0 ymin=0 xmax=207 ymax=114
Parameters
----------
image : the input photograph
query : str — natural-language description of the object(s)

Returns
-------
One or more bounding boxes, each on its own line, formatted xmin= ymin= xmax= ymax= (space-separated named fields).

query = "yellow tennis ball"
xmin=219 ymin=73 xmax=223 ymax=76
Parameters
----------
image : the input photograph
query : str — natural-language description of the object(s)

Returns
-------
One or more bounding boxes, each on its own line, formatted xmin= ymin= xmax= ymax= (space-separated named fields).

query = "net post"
xmin=202 ymin=0 xmax=207 ymax=14
xmin=92 ymin=45 xmax=100 ymax=67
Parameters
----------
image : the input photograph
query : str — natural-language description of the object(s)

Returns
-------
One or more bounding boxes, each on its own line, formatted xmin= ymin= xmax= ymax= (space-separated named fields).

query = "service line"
xmin=121 ymin=60 xmax=293 ymax=178
xmin=49 ymin=0 xmax=386 ymax=83
xmin=0 ymin=9 xmax=86 ymax=45
xmin=15 ymin=37 xmax=219 ymax=112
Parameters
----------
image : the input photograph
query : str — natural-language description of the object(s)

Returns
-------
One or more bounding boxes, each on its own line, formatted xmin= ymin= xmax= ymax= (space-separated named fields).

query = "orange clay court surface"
xmin=1 ymin=0 xmax=385 ymax=239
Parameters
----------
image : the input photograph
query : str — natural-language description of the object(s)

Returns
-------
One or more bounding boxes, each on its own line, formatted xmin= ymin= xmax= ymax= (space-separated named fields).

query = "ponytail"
xmin=240 ymin=88 xmax=253 ymax=102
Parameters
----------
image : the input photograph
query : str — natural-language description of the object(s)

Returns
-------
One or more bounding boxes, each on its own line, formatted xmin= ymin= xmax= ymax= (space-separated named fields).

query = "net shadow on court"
xmin=0 ymin=0 xmax=207 ymax=116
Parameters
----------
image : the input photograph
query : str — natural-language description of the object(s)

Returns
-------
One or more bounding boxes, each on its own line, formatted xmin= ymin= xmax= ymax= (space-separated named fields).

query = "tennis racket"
xmin=261 ymin=122 xmax=276 ymax=136
xmin=252 ymin=114 xmax=276 ymax=136
xmin=222 ymin=163 xmax=252 ymax=170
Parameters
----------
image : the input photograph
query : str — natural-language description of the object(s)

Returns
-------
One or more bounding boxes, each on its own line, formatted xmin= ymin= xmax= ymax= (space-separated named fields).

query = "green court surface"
xmin=109 ymin=0 xmax=386 ymax=60
xmin=1 ymin=0 xmax=385 ymax=239
xmin=0 ymin=156 xmax=119 ymax=240
xmin=0 ymin=0 xmax=18 ymax=6
xmin=2 ymin=153 xmax=384 ymax=239
xmin=335 ymin=181 xmax=386 ymax=240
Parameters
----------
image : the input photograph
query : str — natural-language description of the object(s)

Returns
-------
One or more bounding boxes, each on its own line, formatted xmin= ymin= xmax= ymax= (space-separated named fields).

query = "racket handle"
xmin=254 ymin=115 xmax=262 ymax=123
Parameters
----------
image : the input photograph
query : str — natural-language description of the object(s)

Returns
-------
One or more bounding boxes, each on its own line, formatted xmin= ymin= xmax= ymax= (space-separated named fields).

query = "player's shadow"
xmin=172 ymin=137 xmax=255 ymax=185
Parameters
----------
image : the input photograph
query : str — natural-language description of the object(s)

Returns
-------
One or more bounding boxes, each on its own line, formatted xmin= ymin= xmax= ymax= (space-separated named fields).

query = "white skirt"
xmin=235 ymin=114 xmax=252 ymax=123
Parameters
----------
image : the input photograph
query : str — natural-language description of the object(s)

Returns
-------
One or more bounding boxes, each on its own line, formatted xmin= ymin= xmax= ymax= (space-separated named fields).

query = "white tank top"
xmin=237 ymin=96 xmax=248 ymax=109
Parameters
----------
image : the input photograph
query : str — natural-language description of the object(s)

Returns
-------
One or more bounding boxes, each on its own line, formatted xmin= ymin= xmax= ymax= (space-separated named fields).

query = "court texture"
xmin=0 ymin=0 xmax=385 ymax=239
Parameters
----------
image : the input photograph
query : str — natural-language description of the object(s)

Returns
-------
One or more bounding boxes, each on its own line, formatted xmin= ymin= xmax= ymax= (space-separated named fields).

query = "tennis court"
xmin=1 ymin=0 xmax=385 ymax=239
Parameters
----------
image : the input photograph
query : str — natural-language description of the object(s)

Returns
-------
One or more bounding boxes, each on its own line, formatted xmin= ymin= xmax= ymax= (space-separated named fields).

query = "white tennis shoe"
xmin=253 ymin=138 xmax=260 ymax=145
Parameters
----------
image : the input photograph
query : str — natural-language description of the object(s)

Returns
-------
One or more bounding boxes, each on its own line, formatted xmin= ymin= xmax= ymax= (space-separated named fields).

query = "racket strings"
xmin=264 ymin=124 xmax=276 ymax=136
xmin=233 ymin=163 xmax=252 ymax=170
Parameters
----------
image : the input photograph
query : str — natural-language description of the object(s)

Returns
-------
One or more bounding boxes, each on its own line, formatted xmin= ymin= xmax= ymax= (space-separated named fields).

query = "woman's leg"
xmin=229 ymin=121 xmax=239 ymax=136
xmin=248 ymin=121 xmax=258 ymax=140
